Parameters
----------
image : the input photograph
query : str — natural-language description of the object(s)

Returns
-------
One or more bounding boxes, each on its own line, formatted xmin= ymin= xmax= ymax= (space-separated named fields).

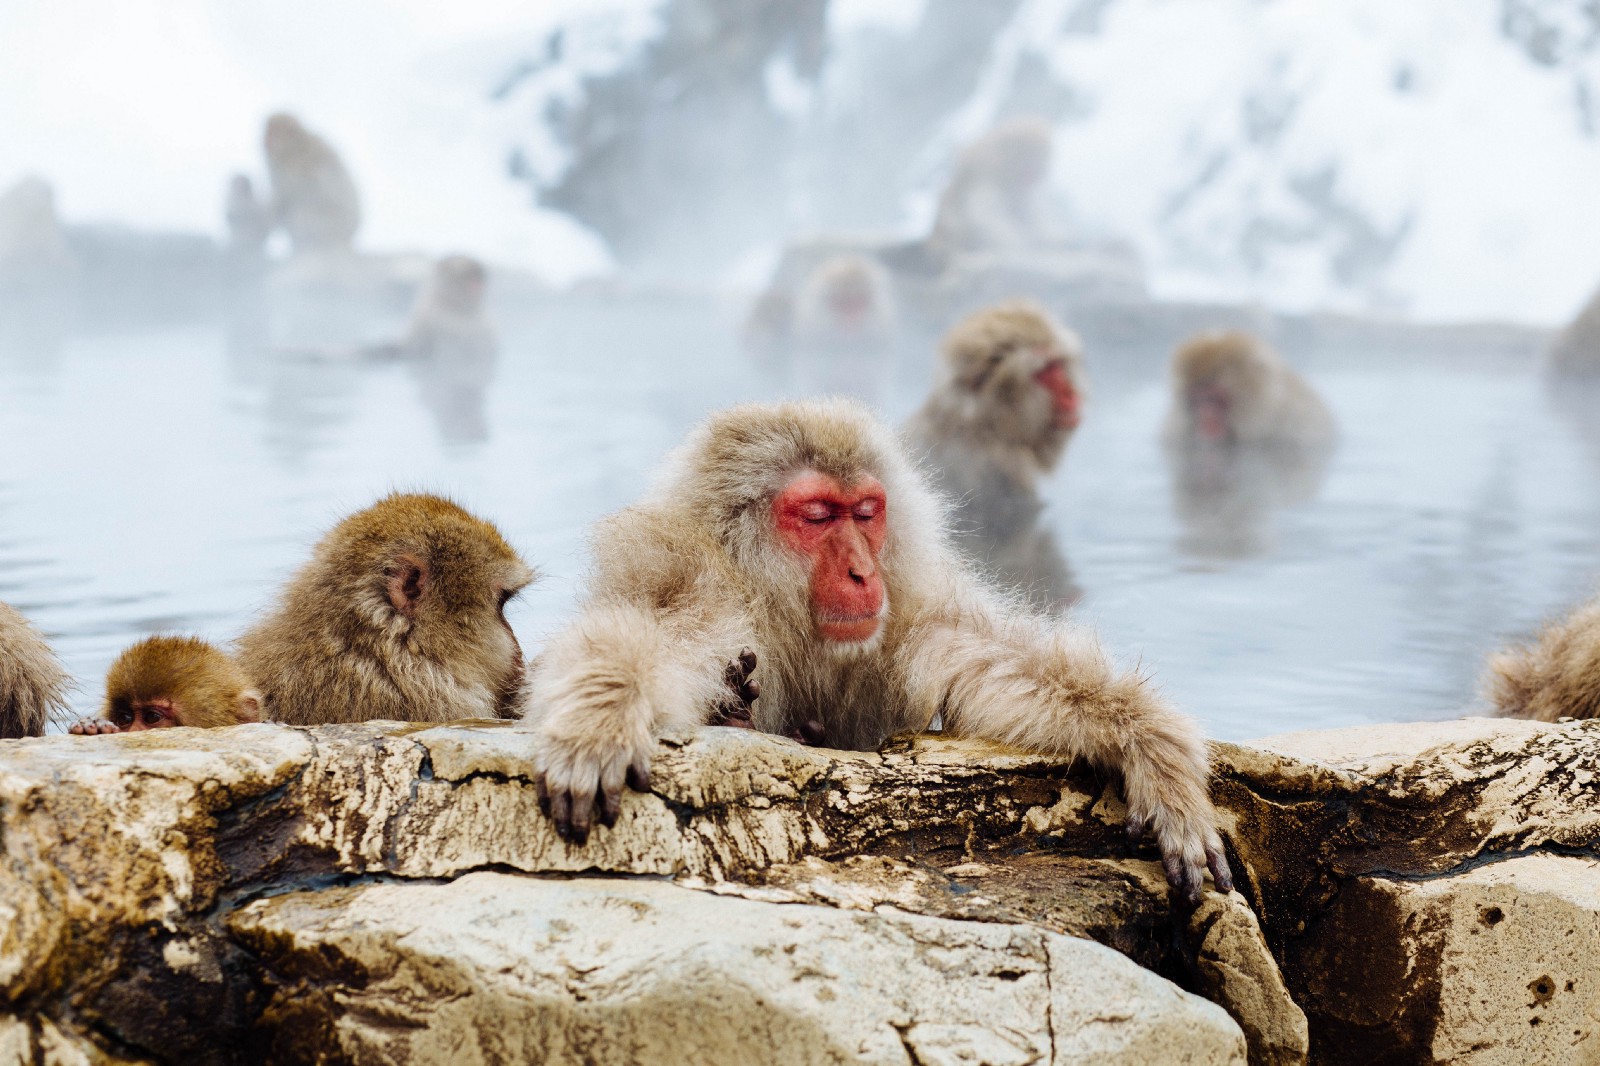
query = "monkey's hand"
xmin=68 ymin=719 xmax=123 ymax=736
xmin=534 ymin=711 xmax=656 ymax=846
xmin=1126 ymin=807 xmax=1233 ymax=910
xmin=707 ymin=647 xmax=759 ymax=729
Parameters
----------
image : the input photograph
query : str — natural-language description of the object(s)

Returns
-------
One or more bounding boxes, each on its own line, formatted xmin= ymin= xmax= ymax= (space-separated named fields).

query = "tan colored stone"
xmin=231 ymin=871 xmax=1247 ymax=1066
xmin=1192 ymin=892 xmax=1309 ymax=1066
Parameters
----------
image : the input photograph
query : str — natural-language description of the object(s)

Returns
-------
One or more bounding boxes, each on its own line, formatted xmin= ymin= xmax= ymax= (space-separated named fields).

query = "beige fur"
xmin=1550 ymin=283 xmax=1600 ymax=375
xmin=262 ymin=113 xmax=362 ymax=255
xmin=1163 ymin=330 xmax=1335 ymax=447
xmin=72 ymin=636 xmax=261 ymax=733
xmin=0 ymin=600 xmax=68 ymax=738
xmin=792 ymin=254 xmax=897 ymax=347
xmin=525 ymin=399 xmax=1229 ymax=900
xmin=237 ymin=493 xmax=535 ymax=725
xmin=1486 ymin=596 xmax=1600 ymax=721
xmin=928 ymin=117 xmax=1054 ymax=259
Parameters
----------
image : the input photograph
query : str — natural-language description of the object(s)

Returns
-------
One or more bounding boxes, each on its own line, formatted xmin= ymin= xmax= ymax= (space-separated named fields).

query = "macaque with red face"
xmin=237 ymin=493 xmax=534 ymax=724
xmin=792 ymin=254 xmax=897 ymax=348
xmin=261 ymin=113 xmax=362 ymax=256
xmin=904 ymin=302 xmax=1085 ymax=606
xmin=0 ymin=599 xmax=68 ymax=739
xmin=69 ymin=636 xmax=261 ymax=735
xmin=1163 ymin=331 xmax=1336 ymax=558
xmin=524 ymin=400 xmax=1231 ymax=906
xmin=927 ymin=117 xmax=1055 ymax=261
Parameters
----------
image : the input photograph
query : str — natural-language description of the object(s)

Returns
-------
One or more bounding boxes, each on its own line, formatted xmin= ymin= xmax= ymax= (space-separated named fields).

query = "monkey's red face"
xmin=112 ymin=699 xmax=180 ymax=731
xmin=1190 ymin=383 xmax=1232 ymax=441
xmin=773 ymin=472 xmax=888 ymax=644
xmin=1034 ymin=358 xmax=1081 ymax=431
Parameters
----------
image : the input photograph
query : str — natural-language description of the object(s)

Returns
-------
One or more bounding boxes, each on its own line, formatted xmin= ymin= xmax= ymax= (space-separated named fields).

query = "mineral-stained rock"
xmin=1 ymin=714 xmax=1598 ymax=1064
xmin=230 ymin=871 xmax=1245 ymax=1066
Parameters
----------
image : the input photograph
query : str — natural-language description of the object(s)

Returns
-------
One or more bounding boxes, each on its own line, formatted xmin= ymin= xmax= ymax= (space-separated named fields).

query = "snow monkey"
xmin=223 ymin=173 xmax=273 ymax=256
xmin=928 ymin=116 xmax=1055 ymax=260
xmin=0 ymin=599 xmax=69 ymax=739
xmin=69 ymin=636 xmax=261 ymax=735
xmin=1163 ymin=330 xmax=1334 ymax=449
xmin=400 ymin=255 xmax=497 ymax=443
xmin=1549 ymin=283 xmax=1600 ymax=375
xmin=524 ymin=400 xmax=1233 ymax=906
xmin=792 ymin=254 xmax=897 ymax=348
xmin=1485 ymin=595 xmax=1600 ymax=721
xmin=261 ymin=112 xmax=362 ymax=255
xmin=237 ymin=493 xmax=535 ymax=725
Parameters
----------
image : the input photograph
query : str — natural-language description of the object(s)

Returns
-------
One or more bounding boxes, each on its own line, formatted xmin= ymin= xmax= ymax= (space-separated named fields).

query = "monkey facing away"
xmin=261 ymin=113 xmax=362 ymax=256
xmin=523 ymin=400 xmax=1232 ymax=905
xmin=1163 ymin=331 xmax=1336 ymax=558
xmin=69 ymin=636 xmax=261 ymax=735
xmin=927 ymin=117 xmax=1055 ymax=261
xmin=1484 ymin=595 xmax=1600 ymax=721
xmin=904 ymin=301 xmax=1086 ymax=607
xmin=0 ymin=599 xmax=69 ymax=739
xmin=237 ymin=493 xmax=534 ymax=725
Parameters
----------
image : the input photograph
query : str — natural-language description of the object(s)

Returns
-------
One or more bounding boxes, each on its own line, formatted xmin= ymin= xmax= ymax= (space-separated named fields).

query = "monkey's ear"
xmin=236 ymin=689 xmax=263 ymax=724
xmin=386 ymin=553 xmax=431 ymax=617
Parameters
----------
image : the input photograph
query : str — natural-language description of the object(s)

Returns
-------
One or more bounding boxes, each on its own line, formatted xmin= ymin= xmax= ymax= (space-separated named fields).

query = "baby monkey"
xmin=70 ymin=636 xmax=261 ymax=735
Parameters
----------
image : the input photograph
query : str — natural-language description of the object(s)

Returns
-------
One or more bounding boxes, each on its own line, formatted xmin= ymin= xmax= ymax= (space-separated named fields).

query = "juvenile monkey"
xmin=1163 ymin=331 xmax=1335 ymax=558
xmin=261 ymin=113 xmax=362 ymax=255
xmin=905 ymin=302 xmax=1085 ymax=606
xmin=928 ymin=117 xmax=1055 ymax=261
xmin=524 ymin=399 xmax=1232 ymax=905
xmin=69 ymin=636 xmax=260 ymax=735
xmin=0 ymin=599 xmax=69 ymax=739
xmin=1484 ymin=595 xmax=1600 ymax=721
xmin=237 ymin=493 xmax=534 ymax=724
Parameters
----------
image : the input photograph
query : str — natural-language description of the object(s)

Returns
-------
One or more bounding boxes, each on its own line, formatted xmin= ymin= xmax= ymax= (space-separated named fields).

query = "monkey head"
xmin=85 ymin=636 xmax=261 ymax=733
xmin=262 ymin=112 xmax=306 ymax=162
xmin=772 ymin=470 xmax=887 ymax=646
xmin=939 ymin=301 xmax=1085 ymax=454
xmin=974 ymin=116 xmax=1054 ymax=191
xmin=1171 ymin=331 xmax=1283 ymax=443
xmin=430 ymin=255 xmax=488 ymax=316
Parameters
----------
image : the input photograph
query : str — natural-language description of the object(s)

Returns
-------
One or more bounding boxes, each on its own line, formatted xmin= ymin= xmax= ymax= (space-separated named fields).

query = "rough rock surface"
xmin=0 ymin=715 xmax=1596 ymax=1064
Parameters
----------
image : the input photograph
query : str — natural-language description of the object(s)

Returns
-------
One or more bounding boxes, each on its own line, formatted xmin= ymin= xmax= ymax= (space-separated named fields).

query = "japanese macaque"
xmin=224 ymin=174 xmax=273 ymax=256
xmin=927 ymin=117 xmax=1055 ymax=261
xmin=69 ymin=636 xmax=260 ymax=735
xmin=905 ymin=302 xmax=1085 ymax=607
xmin=0 ymin=175 xmax=74 ymax=282
xmin=523 ymin=400 xmax=1232 ymax=905
xmin=1549 ymin=284 xmax=1600 ymax=375
xmin=792 ymin=255 xmax=897 ymax=348
xmin=0 ymin=600 xmax=68 ymax=739
xmin=261 ymin=113 xmax=362 ymax=255
xmin=396 ymin=255 xmax=496 ymax=443
xmin=1163 ymin=331 xmax=1336 ymax=558
xmin=237 ymin=493 xmax=534 ymax=725
xmin=1485 ymin=596 xmax=1600 ymax=721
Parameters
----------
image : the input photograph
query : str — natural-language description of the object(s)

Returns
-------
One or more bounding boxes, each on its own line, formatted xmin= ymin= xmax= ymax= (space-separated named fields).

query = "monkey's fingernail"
xmin=743 ymin=679 xmax=760 ymax=702
xmin=1209 ymin=848 xmax=1235 ymax=893
xmin=535 ymin=776 xmax=551 ymax=814
xmin=739 ymin=647 xmax=757 ymax=673
xmin=550 ymin=793 xmax=571 ymax=837
xmin=601 ymin=789 xmax=621 ymax=828
xmin=626 ymin=763 xmax=651 ymax=792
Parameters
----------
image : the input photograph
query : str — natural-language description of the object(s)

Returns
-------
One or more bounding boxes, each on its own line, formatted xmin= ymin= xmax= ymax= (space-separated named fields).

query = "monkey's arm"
xmin=524 ymin=515 xmax=749 ymax=843
xmin=899 ymin=596 xmax=1231 ymax=907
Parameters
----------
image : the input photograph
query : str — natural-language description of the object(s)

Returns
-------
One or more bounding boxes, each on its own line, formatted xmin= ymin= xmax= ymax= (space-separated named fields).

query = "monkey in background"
xmin=0 ymin=600 xmax=69 ymax=739
xmin=926 ymin=117 xmax=1055 ymax=262
xmin=792 ymin=255 xmax=897 ymax=349
xmin=237 ymin=493 xmax=534 ymax=725
xmin=224 ymin=174 xmax=273 ymax=258
xmin=1484 ymin=595 xmax=1600 ymax=721
xmin=0 ymin=175 xmax=75 ymax=286
xmin=69 ymin=636 xmax=261 ymax=735
xmin=524 ymin=399 xmax=1231 ymax=906
xmin=904 ymin=301 xmax=1085 ymax=608
xmin=1548 ymin=284 xmax=1600 ymax=375
xmin=1163 ymin=331 xmax=1336 ymax=559
xmin=398 ymin=255 xmax=497 ymax=443
xmin=261 ymin=113 xmax=362 ymax=256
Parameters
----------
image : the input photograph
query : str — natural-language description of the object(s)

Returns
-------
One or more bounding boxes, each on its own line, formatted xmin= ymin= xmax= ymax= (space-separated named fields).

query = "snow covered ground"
xmin=4 ymin=0 xmax=1599 ymax=320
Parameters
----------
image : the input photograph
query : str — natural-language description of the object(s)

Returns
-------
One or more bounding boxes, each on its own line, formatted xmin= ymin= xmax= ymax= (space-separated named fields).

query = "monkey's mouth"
xmin=816 ymin=603 xmax=886 ymax=643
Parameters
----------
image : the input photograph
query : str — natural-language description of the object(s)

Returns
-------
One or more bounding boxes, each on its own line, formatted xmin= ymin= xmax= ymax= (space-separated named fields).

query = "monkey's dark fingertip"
xmin=1209 ymin=848 xmax=1235 ymax=894
xmin=600 ymin=788 xmax=621 ymax=828
xmin=626 ymin=762 xmax=651 ymax=792
xmin=742 ymin=678 xmax=760 ymax=702
xmin=739 ymin=647 xmax=757 ymax=673
xmin=1124 ymin=813 xmax=1146 ymax=841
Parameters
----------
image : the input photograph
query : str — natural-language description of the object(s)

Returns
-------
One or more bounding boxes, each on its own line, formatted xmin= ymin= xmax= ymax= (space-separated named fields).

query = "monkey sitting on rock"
xmin=0 ymin=600 xmax=69 ymax=739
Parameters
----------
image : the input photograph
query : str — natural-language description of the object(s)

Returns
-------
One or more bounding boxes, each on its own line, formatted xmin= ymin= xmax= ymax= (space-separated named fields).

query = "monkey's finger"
xmin=1164 ymin=854 xmax=1203 ymax=910
xmin=567 ymin=790 xmax=594 ymax=845
xmin=741 ymin=678 xmax=760 ymax=703
xmin=738 ymin=647 xmax=757 ymax=675
xmin=600 ymin=785 xmax=623 ymax=828
xmin=798 ymin=719 xmax=827 ymax=746
xmin=625 ymin=760 xmax=652 ymax=793
xmin=535 ymin=774 xmax=551 ymax=816
xmin=1206 ymin=846 xmax=1234 ymax=894
xmin=549 ymin=790 xmax=573 ymax=840
xmin=1124 ymin=813 xmax=1150 ymax=841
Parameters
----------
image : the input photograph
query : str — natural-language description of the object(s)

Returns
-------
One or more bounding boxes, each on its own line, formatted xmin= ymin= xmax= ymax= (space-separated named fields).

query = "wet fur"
xmin=0 ymin=600 xmax=68 ymax=738
xmin=526 ymin=399 xmax=1225 ymax=891
xmin=237 ymin=493 xmax=534 ymax=725
xmin=1486 ymin=596 xmax=1600 ymax=721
